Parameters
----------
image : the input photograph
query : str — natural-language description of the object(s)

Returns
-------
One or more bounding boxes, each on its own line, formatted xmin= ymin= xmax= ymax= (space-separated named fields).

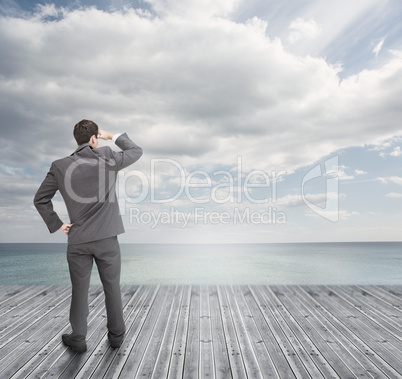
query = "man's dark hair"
xmin=73 ymin=119 xmax=99 ymax=145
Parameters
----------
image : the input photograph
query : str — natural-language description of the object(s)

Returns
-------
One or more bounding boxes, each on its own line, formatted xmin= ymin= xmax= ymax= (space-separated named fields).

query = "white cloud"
xmin=372 ymin=36 xmax=386 ymax=56
xmin=388 ymin=176 xmax=402 ymax=185
xmin=325 ymin=164 xmax=353 ymax=181
xmin=1 ymin=3 xmax=402 ymax=243
xmin=287 ymin=18 xmax=320 ymax=44
xmin=245 ymin=16 xmax=268 ymax=34
xmin=144 ymin=0 xmax=239 ymax=18
xmin=337 ymin=166 xmax=354 ymax=181
xmin=273 ymin=192 xmax=343 ymax=208
xmin=306 ymin=209 xmax=358 ymax=221
xmin=390 ymin=146 xmax=402 ymax=157
xmin=377 ymin=176 xmax=402 ymax=185
xmin=355 ymin=169 xmax=367 ymax=175
xmin=386 ymin=192 xmax=402 ymax=198
xmin=370 ymin=141 xmax=392 ymax=152
xmin=377 ymin=139 xmax=402 ymax=157
xmin=277 ymin=0 xmax=383 ymax=58
xmin=1 ymin=5 xmax=402 ymax=177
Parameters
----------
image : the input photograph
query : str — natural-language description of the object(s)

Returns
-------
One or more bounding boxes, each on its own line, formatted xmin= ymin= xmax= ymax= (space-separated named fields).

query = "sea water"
xmin=0 ymin=242 xmax=401 ymax=285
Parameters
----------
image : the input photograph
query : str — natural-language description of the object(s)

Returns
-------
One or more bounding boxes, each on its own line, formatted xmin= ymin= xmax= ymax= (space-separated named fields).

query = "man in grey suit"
xmin=34 ymin=119 xmax=143 ymax=353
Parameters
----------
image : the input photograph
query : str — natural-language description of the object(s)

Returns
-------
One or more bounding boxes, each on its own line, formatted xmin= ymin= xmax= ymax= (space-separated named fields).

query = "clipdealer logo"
xmin=63 ymin=155 xmax=340 ymax=225
xmin=128 ymin=206 xmax=286 ymax=229
xmin=119 ymin=156 xmax=288 ymax=227
xmin=116 ymin=157 xmax=285 ymax=206
xmin=301 ymin=156 xmax=339 ymax=222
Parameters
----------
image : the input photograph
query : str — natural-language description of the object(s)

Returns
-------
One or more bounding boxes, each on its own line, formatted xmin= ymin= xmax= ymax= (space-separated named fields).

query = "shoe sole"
xmin=70 ymin=346 xmax=87 ymax=353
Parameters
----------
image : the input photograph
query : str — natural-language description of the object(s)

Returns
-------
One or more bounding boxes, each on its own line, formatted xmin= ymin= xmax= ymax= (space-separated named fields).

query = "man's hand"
xmin=97 ymin=129 xmax=115 ymax=140
xmin=59 ymin=223 xmax=72 ymax=235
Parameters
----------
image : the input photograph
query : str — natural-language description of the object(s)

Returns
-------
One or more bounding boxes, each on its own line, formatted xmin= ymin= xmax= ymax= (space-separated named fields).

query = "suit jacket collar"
xmin=71 ymin=143 xmax=93 ymax=156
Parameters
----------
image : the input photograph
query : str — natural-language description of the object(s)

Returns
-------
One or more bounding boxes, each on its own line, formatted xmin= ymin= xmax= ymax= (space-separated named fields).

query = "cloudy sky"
xmin=1 ymin=0 xmax=402 ymax=243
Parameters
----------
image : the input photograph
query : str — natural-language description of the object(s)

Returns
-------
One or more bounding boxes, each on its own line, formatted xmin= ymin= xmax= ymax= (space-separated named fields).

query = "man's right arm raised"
xmin=104 ymin=131 xmax=143 ymax=171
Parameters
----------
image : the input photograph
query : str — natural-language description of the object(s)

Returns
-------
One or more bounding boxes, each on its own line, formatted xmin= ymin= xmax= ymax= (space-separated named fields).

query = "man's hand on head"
xmin=59 ymin=223 xmax=72 ymax=235
xmin=97 ymin=129 xmax=115 ymax=140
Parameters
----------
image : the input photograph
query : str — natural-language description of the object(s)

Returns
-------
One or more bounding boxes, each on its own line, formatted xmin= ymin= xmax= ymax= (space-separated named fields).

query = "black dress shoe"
xmin=108 ymin=331 xmax=125 ymax=349
xmin=109 ymin=338 xmax=124 ymax=349
xmin=62 ymin=334 xmax=87 ymax=353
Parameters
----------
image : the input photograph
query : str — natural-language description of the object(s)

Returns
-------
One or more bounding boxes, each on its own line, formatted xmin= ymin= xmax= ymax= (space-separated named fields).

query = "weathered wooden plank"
xmin=10 ymin=286 xmax=107 ymax=378
xmin=253 ymin=285 xmax=324 ymax=378
xmin=216 ymin=286 xmax=247 ymax=379
xmin=168 ymin=285 xmax=192 ymax=379
xmin=230 ymin=285 xmax=278 ymax=378
xmin=208 ymin=286 xmax=231 ymax=379
xmin=0 ymin=286 xmax=70 ymax=343
xmin=333 ymin=286 xmax=402 ymax=337
xmin=2 ymin=286 xmax=99 ymax=377
xmin=109 ymin=285 xmax=168 ymax=377
xmin=199 ymin=285 xmax=215 ymax=379
xmin=46 ymin=285 xmax=141 ymax=379
xmin=0 ymin=292 xmax=73 ymax=376
xmin=183 ymin=285 xmax=201 ymax=379
xmin=0 ymin=285 xmax=52 ymax=318
xmin=1 ymin=285 xmax=402 ymax=379
xmin=304 ymin=285 xmax=402 ymax=374
xmin=274 ymin=285 xmax=358 ymax=378
xmin=282 ymin=285 xmax=387 ymax=378
xmin=225 ymin=285 xmax=263 ymax=379
xmin=272 ymin=285 xmax=350 ymax=378
xmin=135 ymin=286 xmax=178 ymax=377
xmin=360 ymin=285 xmax=402 ymax=312
xmin=247 ymin=286 xmax=310 ymax=379
xmin=322 ymin=286 xmax=402 ymax=353
xmin=382 ymin=285 xmax=402 ymax=298
xmin=92 ymin=286 xmax=160 ymax=378
xmin=72 ymin=285 xmax=149 ymax=378
xmin=150 ymin=286 xmax=185 ymax=378
xmin=241 ymin=285 xmax=295 ymax=378
xmin=262 ymin=286 xmax=339 ymax=378
xmin=298 ymin=285 xmax=402 ymax=378
xmin=0 ymin=285 xmax=32 ymax=303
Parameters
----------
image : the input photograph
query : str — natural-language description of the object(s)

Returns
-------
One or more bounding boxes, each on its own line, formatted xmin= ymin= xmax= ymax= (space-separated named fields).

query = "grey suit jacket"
xmin=34 ymin=133 xmax=143 ymax=244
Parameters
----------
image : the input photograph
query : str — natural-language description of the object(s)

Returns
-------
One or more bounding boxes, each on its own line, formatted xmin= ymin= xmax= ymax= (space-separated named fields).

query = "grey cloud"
xmin=1 ymin=5 xmax=402 ymax=175
xmin=0 ymin=171 xmax=39 ymax=205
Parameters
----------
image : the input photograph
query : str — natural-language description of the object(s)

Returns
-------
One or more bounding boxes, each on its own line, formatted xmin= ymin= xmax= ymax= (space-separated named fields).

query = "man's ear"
xmin=89 ymin=135 xmax=97 ymax=147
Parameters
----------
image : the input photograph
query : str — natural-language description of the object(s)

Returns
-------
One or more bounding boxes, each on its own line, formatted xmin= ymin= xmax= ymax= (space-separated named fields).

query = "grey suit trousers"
xmin=67 ymin=236 xmax=125 ymax=344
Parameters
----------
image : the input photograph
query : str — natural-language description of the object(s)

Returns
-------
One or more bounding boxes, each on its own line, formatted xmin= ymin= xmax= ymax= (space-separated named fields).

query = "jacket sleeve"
xmin=113 ymin=132 xmax=143 ymax=170
xmin=33 ymin=163 xmax=64 ymax=233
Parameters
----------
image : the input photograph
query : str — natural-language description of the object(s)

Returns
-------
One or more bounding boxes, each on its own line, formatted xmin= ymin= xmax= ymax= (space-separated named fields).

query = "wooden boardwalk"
xmin=0 ymin=285 xmax=401 ymax=378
